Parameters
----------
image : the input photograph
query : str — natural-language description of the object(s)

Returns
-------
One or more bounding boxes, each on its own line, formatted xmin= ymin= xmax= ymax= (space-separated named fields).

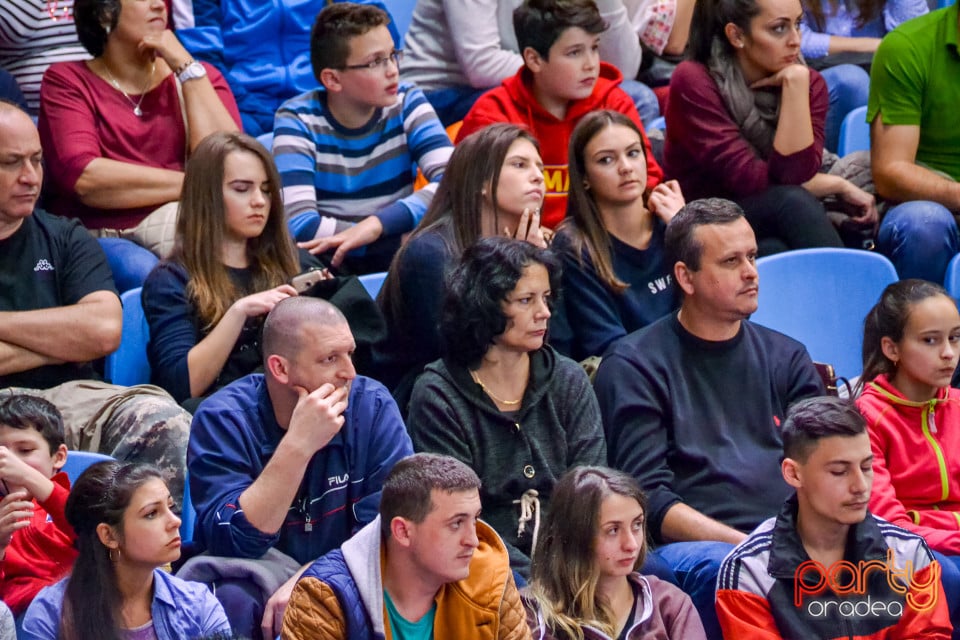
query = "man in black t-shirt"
xmin=595 ymin=198 xmax=825 ymax=640
xmin=0 ymin=102 xmax=190 ymax=500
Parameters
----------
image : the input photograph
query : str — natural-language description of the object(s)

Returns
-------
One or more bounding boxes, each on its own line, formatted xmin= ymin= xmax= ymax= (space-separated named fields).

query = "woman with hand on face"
xmin=526 ymin=466 xmax=706 ymax=640
xmin=377 ymin=123 xmax=549 ymax=397
xmin=552 ymin=110 xmax=684 ymax=361
xmin=142 ymin=132 xmax=311 ymax=409
xmin=663 ymin=0 xmax=875 ymax=256
xmin=21 ymin=461 xmax=231 ymax=640
xmin=39 ymin=0 xmax=241 ymax=291
xmin=406 ymin=237 xmax=606 ymax=577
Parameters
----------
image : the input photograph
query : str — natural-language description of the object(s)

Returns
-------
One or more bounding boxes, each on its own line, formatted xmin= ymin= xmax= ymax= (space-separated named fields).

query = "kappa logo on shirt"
xmin=33 ymin=259 xmax=54 ymax=272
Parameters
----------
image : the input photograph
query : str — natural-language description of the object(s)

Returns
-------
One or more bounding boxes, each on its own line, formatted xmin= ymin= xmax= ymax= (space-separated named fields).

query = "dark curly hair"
xmin=440 ymin=237 xmax=561 ymax=368
xmin=74 ymin=0 xmax=121 ymax=57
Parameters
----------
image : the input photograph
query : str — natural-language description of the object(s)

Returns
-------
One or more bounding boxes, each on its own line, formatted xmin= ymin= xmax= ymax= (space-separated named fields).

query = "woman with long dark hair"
xmin=376 ymin=123 xmax=548 ymax=395
xmin=553 ymin=110 xmax=683 ymax=360
xmin=21 ymin=461 xmax=230 ymax=639
xmin=663 ymin=0 xmax=876 ymax=255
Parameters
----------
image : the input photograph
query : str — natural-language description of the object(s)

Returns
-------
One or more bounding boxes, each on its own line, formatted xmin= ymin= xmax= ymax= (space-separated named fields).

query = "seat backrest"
xmin=335 ymin=0 xmax=407 ymax=45
xmin=62 ymin=451 xmax=115 ymax=484
xmin=180 ymin=476 xmax=197 ymax=542
xmin=104 ymin=287 xmax=152 ymax=387
xmin=379 ymin=0 xmax=417 ymax=44
xmin=647 ymin=115 xmax=666 ymax=131
xmin=358 ymin=272 xmax=388 ymax=299
xmin=256 ymin=132 xmax=274 ymax=152
xmin=288 ymin=213 xmax=317 ymax=242
xmin=838 ymin=106 xmax=870 ymax=156
xmin=945 ymin=253 xmax=960 ymax=301
xmin=750 ymin=248 xmax=898 ymax=379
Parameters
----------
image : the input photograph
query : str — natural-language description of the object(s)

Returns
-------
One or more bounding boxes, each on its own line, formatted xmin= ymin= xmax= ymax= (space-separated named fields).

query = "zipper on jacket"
xmin=920 ymin=403 xmax=950 ymax=503
xmin=300 ymin=494 xmax=312 ymax=532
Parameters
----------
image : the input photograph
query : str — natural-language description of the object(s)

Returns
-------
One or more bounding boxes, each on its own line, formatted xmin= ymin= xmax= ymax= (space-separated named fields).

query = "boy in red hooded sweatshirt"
xmin=0 ymin=394 xmax=76 ymax=617
xmin=457 ymin=0 xmax=663 ymax=229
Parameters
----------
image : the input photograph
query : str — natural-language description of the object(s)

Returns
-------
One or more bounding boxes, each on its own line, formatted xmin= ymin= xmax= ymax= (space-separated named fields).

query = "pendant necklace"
xmin=102 ymin=60 xmax=155 ymax=117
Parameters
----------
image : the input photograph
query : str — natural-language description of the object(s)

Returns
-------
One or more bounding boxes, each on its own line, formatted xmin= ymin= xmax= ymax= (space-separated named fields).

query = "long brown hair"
xmin=561 ymin=110 xmax=650 ymax=295
xmin=529 ymin=466 xmax=649 ymax=640
xmin=173 ymin=131 xmax=299 ymax=330
xmin=380 ymin=123 xmax=540 ymax=323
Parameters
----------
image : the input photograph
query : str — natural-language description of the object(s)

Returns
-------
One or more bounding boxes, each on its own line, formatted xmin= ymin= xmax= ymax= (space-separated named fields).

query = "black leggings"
xmin=736 ymin=185 xmax=842 ymax=256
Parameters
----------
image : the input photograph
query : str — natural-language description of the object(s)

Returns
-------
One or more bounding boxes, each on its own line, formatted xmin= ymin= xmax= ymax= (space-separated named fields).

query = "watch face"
xmin=181 ymin=62 xmax=207 ymax=81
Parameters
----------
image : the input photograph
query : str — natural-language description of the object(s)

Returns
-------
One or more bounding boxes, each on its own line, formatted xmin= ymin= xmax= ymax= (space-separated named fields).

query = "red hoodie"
xmin=856 ymin=375 xmax=960 ymax=555
xmin=0 ymin=472 xmax=77 ymax=615
xmin=457 ymin=62 xmax=663 ymax=229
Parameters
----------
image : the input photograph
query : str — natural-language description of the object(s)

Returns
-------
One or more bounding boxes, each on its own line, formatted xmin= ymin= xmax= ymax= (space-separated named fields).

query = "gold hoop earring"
xmin=109 ymin=547 xmax=121 ymax=562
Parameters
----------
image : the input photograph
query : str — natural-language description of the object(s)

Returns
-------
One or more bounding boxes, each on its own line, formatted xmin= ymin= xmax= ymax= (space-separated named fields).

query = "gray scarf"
xmin=706 ymin=38 xmax=784 ymax=159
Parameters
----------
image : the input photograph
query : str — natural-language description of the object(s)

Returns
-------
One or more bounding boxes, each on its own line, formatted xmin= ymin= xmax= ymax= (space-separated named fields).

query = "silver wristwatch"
xmin=177 ymin=61 xmax=207 ymax=83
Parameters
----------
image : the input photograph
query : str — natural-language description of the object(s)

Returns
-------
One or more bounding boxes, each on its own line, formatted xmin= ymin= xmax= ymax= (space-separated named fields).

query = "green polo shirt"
xmin=869 ymin=3 xmax=960 ymax=180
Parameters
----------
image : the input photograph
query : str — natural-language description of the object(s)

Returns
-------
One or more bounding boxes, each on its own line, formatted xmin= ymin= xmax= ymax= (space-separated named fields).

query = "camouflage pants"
xmin=2 ymin=381 xmax=190 ymax=506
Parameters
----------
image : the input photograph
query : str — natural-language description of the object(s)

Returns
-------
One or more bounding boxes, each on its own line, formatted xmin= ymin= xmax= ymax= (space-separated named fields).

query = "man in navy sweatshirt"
xmin=594 ymin=197 xmax=824 ymax=639
xmin=184 ymin=297 xmax=412 ymax=640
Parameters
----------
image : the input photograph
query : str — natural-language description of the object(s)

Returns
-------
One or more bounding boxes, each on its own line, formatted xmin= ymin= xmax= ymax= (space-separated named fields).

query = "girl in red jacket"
xmin=856 ymin=279 xmax=960 ymax=627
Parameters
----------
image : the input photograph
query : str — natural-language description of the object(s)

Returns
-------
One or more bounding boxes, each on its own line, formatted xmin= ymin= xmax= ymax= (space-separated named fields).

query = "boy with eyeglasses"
xmin=273 ymin=2 xmax=453 ymax=271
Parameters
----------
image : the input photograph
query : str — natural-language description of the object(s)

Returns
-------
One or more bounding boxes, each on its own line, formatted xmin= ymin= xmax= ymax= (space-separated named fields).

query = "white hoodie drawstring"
xmin=515 ymin=489 xmax=541 ymax=552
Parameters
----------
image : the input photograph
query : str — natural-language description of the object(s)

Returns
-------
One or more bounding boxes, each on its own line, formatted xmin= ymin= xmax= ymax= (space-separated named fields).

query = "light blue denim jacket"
xmin=20 ymin=569 xmax=231 ymax=639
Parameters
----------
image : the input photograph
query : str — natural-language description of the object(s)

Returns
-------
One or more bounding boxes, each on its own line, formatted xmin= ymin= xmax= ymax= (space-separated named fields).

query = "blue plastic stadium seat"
xmin=750 ymin=248 xmax=898 ymax=379
xmin=944 ymin=253 xmax=960 ymax=301
xmin=256 ymin=132 xmax=274 ymax=152
xmin=61 ymin=451 xmax=115 ymax=484
xmin=180 ymin=476 xmax=196 ymax=542
xmin=336 ymin=0 xmax=409 ymax=45
xmin=837 ymin=106 xmax=870 ymax=156
xmin=647 ymin=116 xmax=666 ymax=132
xmin=104 ymin=287 xmax=151 ymax=387
xmin=288 ymin=213 xmax=317 ymax=242
xmin=359 ymin=272 xmax=388 ymax=299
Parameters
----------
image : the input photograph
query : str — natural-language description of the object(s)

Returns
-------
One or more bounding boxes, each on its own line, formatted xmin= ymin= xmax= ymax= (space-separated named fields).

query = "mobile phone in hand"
xmin=290 ymin=268 xmax=331 ymax=293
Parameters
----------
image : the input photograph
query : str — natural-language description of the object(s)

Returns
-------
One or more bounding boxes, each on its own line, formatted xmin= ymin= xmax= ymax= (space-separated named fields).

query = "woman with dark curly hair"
xmin=406 ymin=237 xmax=606 ymax=577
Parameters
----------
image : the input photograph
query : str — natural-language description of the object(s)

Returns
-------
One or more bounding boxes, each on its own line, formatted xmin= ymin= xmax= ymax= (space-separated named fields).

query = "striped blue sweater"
xmin=273 ymin=83 xmax=452 ymax=238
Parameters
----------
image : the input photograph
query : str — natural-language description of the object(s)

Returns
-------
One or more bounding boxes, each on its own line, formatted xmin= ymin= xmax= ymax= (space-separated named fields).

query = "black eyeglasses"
xmin=341 ymin=49 xmax=404 ymax=72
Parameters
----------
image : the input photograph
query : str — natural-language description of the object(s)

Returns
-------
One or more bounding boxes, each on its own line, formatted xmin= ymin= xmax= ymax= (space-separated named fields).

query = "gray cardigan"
xmin=407 ymin=346 xmax=607 ymax=575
